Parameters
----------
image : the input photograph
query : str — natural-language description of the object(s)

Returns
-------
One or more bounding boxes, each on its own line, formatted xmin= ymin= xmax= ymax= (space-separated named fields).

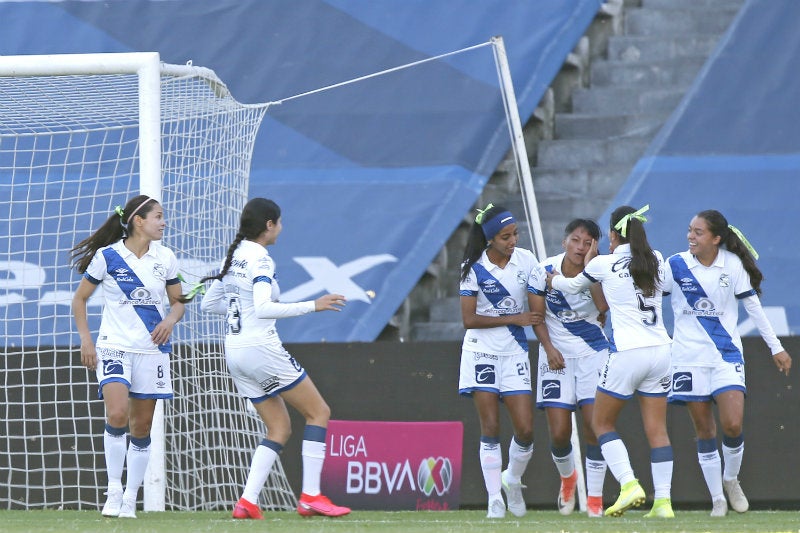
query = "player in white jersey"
xmin=665 ymin=210 xmax=791 ymax=517
xmin=71 ymin=195 xmax=185 ymax=519
xmin=458 ymin=203 xmax=554 ymax=519
xmin=535 ymin=219 xmax=609 ymax=517
xmin=547 ymin=205 xmax=675 ymax=519
xmin=194 ymin=198 xmax=350 ymax=519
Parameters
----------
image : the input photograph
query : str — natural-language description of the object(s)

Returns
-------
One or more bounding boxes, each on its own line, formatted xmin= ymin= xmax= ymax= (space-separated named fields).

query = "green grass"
xmin=1 ymin=509 xmax=798 ymax=533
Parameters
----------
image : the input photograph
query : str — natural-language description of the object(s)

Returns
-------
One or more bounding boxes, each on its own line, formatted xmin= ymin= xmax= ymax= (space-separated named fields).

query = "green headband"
xmin=614 ymin=204 xmax=649 ymax=238
xmin=475 ymin=203 xmax=494 ymax=224
xmin=728 ymin=225 xmax=759 ymax=260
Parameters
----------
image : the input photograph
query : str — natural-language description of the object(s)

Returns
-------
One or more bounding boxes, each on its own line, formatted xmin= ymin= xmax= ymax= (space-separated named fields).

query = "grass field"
xmin=1 ymin=509 xmax=798 ymax=533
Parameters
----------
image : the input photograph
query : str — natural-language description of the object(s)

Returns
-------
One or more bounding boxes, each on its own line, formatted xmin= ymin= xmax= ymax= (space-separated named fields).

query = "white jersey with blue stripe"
xmin=202 ymin=240 xmax=314 ymax=349
xmin=84 ymin=240 xmax=180 ymax=354
xmin=539 ymin=253 xmax=610 ymax=358
xmin=666 ymin=249 xmax=758 ymax=366
xmin=552 ymin=244 xmax=671 ymax=352
xmin=460 ymin=247 xmax=544 ymax=356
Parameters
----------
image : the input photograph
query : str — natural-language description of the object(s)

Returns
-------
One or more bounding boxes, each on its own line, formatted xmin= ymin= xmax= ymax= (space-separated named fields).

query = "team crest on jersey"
xmin=152 ymin=263 xmax=166 ymax=278
xmin=517 ymin=270 xmax=527 ymax=285
xmin=719 ymin=274 xmax=730 ymax=288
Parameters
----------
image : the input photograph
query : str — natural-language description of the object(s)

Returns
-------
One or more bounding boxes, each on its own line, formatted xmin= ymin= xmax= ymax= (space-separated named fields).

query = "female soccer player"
xmin=197 ymin=197 xmax=350 ymax=519
xmin=665 ymin=210 xmax=792 ymax=517
xmin=536 ymin=219 xmax=609 ymax=517
xmin=71 ymin=195 xmax=185 ymax=519
xmin=547 ymin=205 xmax=675 ymax=519
xmin=458 ymin=203 xmax=553 ymax=518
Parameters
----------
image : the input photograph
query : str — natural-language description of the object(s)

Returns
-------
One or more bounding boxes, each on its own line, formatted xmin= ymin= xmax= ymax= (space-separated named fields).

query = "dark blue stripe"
xmin=669 ymin=255 xmax=742 ymax=364
xmin=472 ymin=263 xmax=527 ymax=351
xmin=253 ymin=275 xmax=271 ymax=284
xmin=102 ymin=248 xmax=170 ymax=353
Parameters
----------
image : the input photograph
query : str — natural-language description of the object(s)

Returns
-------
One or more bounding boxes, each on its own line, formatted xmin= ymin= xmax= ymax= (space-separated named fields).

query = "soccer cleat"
xmin=101 ymin=487 xmax=123 ymax=517
xmin=296 ymin=493 xmax=351 ymax=517
xmin=232 ymin=497 xmax=264 ymax=519
xmin=711 ymin=498 xmax=728 ymax=517
xmin=557 ymin=470 xmax=578 ymax=516
xmin=486 ymin=497 xmax=506 ymax=518
xmin=644 ymin=497 xmax=674 ymax=518
xmin=501 ymin=469 xmax=527 ymax=517
xmin=117 ymin=497 xmax=137 ymax=519
xmin=604 ymin=479 xmax=645 ymax=517
xmin=586 ymin=495 xmax=604 ymax=518
xmin=723 ymin=478 xmax=749 ymax=513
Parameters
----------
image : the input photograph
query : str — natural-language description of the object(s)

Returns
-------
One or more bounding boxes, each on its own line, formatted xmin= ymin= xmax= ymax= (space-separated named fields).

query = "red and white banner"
xmin=321 ymin=420 xmax=463 ymax=510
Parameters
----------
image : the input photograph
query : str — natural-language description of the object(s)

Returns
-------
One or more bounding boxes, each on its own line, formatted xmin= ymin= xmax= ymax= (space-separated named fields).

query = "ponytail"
xmin=610 ymin=205 xmax=659 ymax=297
xmin=696 ymin=210 xmax=763 ymax=295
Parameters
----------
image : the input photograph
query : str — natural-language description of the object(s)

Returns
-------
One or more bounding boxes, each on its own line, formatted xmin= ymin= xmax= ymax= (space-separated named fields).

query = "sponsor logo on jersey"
xmin=539 ymin=362 xmax=565 ymax=377
xmin=260 ymin=375 xmax=281 ymax=394
xmin=541 ymin=379 xmax=561 ymax=399
xmin=672 ymin=371 xmax=692 ymax=392
xmin=473 ymin=352 xmax=499 ymax=361
xmin=474 ymin=364 xmax=496 ymax=384
xmin=683 ymin=297 xmax=723 ymax=317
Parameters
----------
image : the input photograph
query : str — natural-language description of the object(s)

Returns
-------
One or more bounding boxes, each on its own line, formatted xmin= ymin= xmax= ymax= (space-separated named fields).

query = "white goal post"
xmin=0 ymin=52 xmax=295 ymax=511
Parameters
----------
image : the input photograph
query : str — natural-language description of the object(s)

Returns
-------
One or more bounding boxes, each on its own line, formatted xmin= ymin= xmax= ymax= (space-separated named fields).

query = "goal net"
xmin=0 ymin=53 xmax=295 ymax=511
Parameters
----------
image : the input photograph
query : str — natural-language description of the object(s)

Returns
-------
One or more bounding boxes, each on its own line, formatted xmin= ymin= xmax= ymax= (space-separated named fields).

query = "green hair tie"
xmin=614 ymin=204 xmax=650 ymax=238
xmin=475 ymin=203 xmax=494 ymax=224
xmin=728 ymin=225 xmax=759 ymax=260
xmin=178 ymin=273 xmax=207 ymax=302
xmin=114 ymin=205 xmax=125 ymax=218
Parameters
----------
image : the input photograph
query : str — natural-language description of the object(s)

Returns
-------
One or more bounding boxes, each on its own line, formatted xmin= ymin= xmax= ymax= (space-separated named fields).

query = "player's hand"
xmin=585 ymin=239 xmax=599 ymax=265
xmin=316 ymin=293 xmax=346 ymax=312
xmin=80 ymin=341 xmax=98 ymax=371
xmin=510 ymin=311 xmax=540 ymax=327
xmin=151 ymin=318 xmax=176 ymax=346
xmin=597 ymin=311 xmax=607 ymax=328
xmin=546 ymin=348 xmax=565 ymax=370
xmin=530 ymin=311 xmax=545 ymax=326
xmin=773 ymin=350 xmax=792 ymax=376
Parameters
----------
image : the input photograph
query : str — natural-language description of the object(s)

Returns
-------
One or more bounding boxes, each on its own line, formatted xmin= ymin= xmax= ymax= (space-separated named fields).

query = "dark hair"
xmin=563 ymin=218 xmax=601 ymax=241
xmin=460 ymin=204 xmax=512 ymax=282
xmin=202 ymin=197 xmax=280 ymax=285
xmin=70 ymin=195 xmax=159 ymax=273
xmin=696 ymin=209 xmax=763 ymax=296
xmin=610 ymin=205 xmax=659 ymax=297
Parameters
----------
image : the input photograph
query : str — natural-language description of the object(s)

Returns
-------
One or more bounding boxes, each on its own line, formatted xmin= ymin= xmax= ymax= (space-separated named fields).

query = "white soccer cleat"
xmin=118 ymin=497 xmax=137 ymax=519
xmin=711 ymin=498 xmax=728 ymax=517
xmin=723 ymin=478 xmax=749 ymax=513
xmin=501 ymin=469 xmax=527 ymax=517
xmin=486 ymin=497 xmax=506 ymax=518
xmin=101 ymin=487 xmax=123 ymax=517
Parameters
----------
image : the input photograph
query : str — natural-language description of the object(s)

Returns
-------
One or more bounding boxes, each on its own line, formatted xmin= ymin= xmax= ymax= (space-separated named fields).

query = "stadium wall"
xmin=3 ymin=337 xmax=797 ymax=510
xmin=281 ymin=337 xmax=800 ymax=510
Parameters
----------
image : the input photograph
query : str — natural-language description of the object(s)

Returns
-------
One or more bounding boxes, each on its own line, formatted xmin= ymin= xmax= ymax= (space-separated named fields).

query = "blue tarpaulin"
xmin=1 ymin=0 xmax=602 ymax=343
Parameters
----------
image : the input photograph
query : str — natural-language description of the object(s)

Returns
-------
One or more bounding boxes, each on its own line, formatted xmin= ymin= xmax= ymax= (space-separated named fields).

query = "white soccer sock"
xmin=301 ymin=425 xmax=327 ymax=496
xmin=507 ymin=437 xmax=533 ymax=481
xmin=650 ymin=446 xmax=673 ymax=500
xmin=697 ymin=438 xmax=724 ymax=501
xmin=103 ymin=424 xmax=127 ymax=490
xmin=598 ymin=433 xmax=635 ymax=486
xmin=242 ymin=440 xmax=282 ymax=504
xmin=479 ymin=437 xmax=503 ymax=498
xmin=551 ymin=444 xmax=575 ymax=478
xmin=722 ymin=437 xmax=744 ymax=481
xmin=123 ymin=435 xmax=151 ymax=502
xmin=585 ymin=445 xmax=607 ymax=498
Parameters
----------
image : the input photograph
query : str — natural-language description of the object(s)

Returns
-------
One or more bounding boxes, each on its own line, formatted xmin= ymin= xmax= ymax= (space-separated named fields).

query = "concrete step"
xmin=590 ymin=57 xmax=707 ymax=87
xmin=537 ymin=137 xmax=650 ymax=169
xmin=571 ymin=86 xmax=686 ymax=114
xmin=533 ymin=166 xmax=632 ymax=199
xmin=642 ymin=0 xmax=744 ymax=10
xmin=625 ymin=7 xmax=740 ymax=36
xmin=608 ymin=34 xmax=724 ymax=62
xmin=555 ymin=112 xmax=669 ymax=139
xmin=428 ymin=296 xmax=461 ymax=322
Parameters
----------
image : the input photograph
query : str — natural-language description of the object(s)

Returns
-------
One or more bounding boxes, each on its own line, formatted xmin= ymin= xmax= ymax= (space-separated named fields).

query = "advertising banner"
xmin=321 ymin=420 xmax=463 ymax=510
